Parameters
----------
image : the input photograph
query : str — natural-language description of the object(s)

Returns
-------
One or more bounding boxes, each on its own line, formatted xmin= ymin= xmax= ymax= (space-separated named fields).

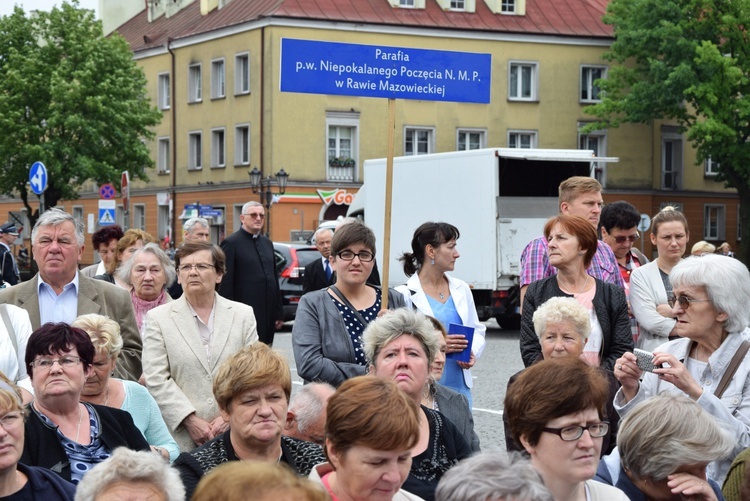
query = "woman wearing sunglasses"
xmin=629 ymin=206 xmax=689 ymax=351
xmin=293 ymin=220 xmax=406 ymax=387
xmin=614 ymin=254 xmax=750 ymax=484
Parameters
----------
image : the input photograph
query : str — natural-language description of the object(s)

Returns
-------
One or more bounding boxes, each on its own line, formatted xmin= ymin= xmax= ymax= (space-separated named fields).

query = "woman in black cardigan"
xmin=519 ymin=214 xmax=632 ymax=371
xmin=21 ymin=323 xmax=149 ymax=484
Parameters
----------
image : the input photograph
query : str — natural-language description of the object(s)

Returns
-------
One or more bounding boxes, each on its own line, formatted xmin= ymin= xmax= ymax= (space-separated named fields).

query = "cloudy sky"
xmin=0 ymin=0 xmax=99 ymax=18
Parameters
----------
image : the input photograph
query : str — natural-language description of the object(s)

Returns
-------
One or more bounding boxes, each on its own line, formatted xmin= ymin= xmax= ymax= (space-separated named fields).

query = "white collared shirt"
xmin=38 ymin=272 xmax=80 ymax=325
xmin=186 ymin=300 xmax=216 ymax=361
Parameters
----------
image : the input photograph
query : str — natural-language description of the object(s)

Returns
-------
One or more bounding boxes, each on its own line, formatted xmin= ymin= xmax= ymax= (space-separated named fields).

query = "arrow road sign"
xmin=29 ymin=162 xmax=48 ymax=195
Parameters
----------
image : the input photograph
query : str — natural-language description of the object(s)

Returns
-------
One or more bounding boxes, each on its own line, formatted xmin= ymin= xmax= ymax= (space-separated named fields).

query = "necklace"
xmin=74 ymin=404 xmax=83 ymax=443
xmin=560 ymin=275 xmax=589 ymax=296
xmin=103 ymin=384 xmax=110 ymax=407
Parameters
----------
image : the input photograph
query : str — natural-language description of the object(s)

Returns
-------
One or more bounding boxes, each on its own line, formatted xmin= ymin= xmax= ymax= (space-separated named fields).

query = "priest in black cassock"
xmin=219 ymin=201 xmax=283 ymax=344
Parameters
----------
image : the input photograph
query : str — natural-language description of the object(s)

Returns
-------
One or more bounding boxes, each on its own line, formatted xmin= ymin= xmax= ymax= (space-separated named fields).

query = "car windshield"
xmin=296 ymin=249 xmax=322 ymax=266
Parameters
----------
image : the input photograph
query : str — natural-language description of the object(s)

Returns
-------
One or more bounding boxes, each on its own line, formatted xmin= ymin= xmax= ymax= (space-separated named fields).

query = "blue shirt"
xmin=38 ymin=273 xmax=79 ymax=325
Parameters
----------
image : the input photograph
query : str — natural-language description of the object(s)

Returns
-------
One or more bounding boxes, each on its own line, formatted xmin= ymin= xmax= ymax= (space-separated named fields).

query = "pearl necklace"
xmin=74 ymin=404 xmax=83 ymax=443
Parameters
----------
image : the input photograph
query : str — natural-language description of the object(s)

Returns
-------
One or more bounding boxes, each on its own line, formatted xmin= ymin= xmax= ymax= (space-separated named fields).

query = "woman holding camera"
xmin=614 ymin=254 xmax=750 ymax=483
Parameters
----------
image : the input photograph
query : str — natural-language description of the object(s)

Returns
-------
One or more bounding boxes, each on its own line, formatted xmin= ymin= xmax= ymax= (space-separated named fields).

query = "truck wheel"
xmin=496 ymin=315 xmax=521 ymax=331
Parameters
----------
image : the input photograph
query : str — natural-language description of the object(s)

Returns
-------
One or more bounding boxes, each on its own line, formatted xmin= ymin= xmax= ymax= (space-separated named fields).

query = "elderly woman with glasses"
xmin=293 ymin=220 xmax=406 ymax=387
xmin=143 ymin=240 xmax=258 ymax=452
xmin=21 ymin=323 xmax=149 ymax=484
xmin=0 ymin=374 xmax=76 ymax=500
xmin=505 ymin=358 xmax=629 ymax=501
xmin=614 ymin=254 xmax=750 ymax=483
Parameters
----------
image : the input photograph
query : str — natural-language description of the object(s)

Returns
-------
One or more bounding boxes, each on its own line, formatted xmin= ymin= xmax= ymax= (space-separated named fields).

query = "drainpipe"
xmin=167 ymin=38 xmax=177 ymax=248
xmin=260 ymin=26 xmax=267 ymax=234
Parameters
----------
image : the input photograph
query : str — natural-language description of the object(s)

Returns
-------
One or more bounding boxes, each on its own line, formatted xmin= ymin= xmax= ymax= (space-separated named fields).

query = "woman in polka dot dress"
xmin=293 ymin=220 xmax=406 ymax=387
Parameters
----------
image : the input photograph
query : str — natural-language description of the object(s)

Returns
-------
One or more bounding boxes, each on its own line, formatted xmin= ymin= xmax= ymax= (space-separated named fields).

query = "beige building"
xmin=1 ymin=0 xmax=734 ymax=266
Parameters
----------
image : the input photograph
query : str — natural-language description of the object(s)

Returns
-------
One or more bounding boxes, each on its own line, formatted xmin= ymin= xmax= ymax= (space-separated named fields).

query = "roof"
xmin=117 ymin=0 xmax=613 ymax=53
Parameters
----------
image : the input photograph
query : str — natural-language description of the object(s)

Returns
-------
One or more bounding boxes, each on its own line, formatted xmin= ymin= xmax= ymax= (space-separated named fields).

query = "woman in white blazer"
xmin=143 ymin=241 xmax=258 ymax=452
xmin=396 ymin=222 xmax=486 ymax=407
xmin=630 ymin=207 xmax=688 ymax=351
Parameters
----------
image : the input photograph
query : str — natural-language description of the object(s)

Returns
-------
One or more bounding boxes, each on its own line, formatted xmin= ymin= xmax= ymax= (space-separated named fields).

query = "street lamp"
xmin=248 ymin=167 xmax=290 ymax=235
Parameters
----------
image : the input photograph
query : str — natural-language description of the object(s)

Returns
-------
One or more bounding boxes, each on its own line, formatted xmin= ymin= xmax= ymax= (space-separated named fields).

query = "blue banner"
xmin=280 ymin=38 xmax=492 ymax=104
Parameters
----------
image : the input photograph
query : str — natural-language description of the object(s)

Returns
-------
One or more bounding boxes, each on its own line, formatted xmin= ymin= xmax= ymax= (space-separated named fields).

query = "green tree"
xmin=584 ymin=0 xmax=750 ymax=262
xmin=0 ymin=1 xmax=161 ymax=227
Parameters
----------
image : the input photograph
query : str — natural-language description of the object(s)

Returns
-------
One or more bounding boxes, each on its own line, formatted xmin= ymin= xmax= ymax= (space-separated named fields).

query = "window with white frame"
xmin=508 ymin=61 xmax=538 ymax=101
xmin=705 ymin=156 xmax=720 ymax=176
xmin=235 ymin=124 xmax=250 ymax=166
xmin=450 ymin=0 xmax=465 ymax=9
xmin=327 ymin=112 xmax=359 ymax=181
xmin=211 ymin=59 xmax=225 ymax=99
xmin=400 ymin=0 xmax=415 ymax=5
xmin=580 ymin=66 xmax=606 ymax=103
xmin=211 ymin=128 xmax=226 ymax=168
xmin=661 ymin=127 xmax=683 ymax=190
xmin=157 ymin=137 xmax=170 ymax=174
xmin=704 ymin=204 xmax=725 ymax=240
xmin=157 ymin=73 xmax=170 ymax=110
xmin=188 ymin=63 xmax=202 ymax=103
xmin=133 ymin=204 xmax=146 ymax=231
xmin=157 ymin=205 xmax=170 ymax=241
xmin=188 ymin=131 xmax=202 ymax=170
xmin=508 ymin=130 xmax=537 ymax=148
xmin=405 ymin=127 xmax=434 ymax=155
xmin=501 ymin=0 xmax=515 ymax=12
xmin=457 ymin=129 xmax=485 ymax=151
xmin=72 ymin=206 xmax=83 ymax=224
xmin=578 ymin=126 xmax=607 ymax=186
xmin=235 ymin=53 xmax=250 ymax=95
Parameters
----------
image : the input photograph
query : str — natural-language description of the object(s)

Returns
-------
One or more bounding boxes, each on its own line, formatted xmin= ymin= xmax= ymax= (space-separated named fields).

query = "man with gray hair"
xmin=219 ymin=201 xmax=283 ymax=345
xmin=282 ymin=382 xmax=335 ymax=445
xmin=302 ymin=227 xmax=334 ymax=294
xmin=0 ymin=208 xmax=142 ymax=381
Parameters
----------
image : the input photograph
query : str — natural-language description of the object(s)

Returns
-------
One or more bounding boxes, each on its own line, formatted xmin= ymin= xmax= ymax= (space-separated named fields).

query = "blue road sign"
xmin=280 ymin=39 xmax=492 ymax=104
xmin=99 ymin=208 xmax=116 ymax=226
xmin=29 ymin=162 xmax=48 ymax=195
xmin=200 ymin=210 xmax=222 ymax=218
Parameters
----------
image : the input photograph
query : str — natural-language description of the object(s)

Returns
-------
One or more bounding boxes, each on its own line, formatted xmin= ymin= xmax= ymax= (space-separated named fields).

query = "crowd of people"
xmin=0 ymin=182 xmax=749 ymax=500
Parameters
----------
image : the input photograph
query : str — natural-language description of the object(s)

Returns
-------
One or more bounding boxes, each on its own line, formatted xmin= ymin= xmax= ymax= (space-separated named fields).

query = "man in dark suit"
xmin=302 ymin=228 xmax=334 ymax=295
xmin=0 ymin=209 xmax=142 ymax=381
xmin=218 ymin=201 xmax=283 ymax=345
xmin=0 ymin=223 xmax=21 ymax=286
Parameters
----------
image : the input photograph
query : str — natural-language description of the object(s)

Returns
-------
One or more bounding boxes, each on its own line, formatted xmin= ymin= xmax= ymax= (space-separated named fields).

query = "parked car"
xmin=274 ymin=242 xmax=321 ymax=321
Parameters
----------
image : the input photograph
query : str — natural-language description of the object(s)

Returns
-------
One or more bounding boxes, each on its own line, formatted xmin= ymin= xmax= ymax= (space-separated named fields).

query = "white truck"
xmin=350 ymin=147 xmax=617 ymax=329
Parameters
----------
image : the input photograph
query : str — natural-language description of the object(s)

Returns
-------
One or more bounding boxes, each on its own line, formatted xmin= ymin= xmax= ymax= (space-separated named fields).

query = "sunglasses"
xmin=612 ymin=233 xmax=639 ymax=244
xmin=668 ymin=295 xmax=710 ymax=310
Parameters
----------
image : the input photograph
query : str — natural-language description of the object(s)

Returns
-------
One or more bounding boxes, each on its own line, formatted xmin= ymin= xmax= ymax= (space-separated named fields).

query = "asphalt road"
xmin=275 ymin=319 xmax=524 ymax=452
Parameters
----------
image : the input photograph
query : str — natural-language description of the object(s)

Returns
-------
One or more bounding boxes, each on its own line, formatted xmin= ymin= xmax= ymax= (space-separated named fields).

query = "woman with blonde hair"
xmin=630 ymin=206 xmax=689 ymax=350
xmin=72 ymin=313 xmax=179 ymax=461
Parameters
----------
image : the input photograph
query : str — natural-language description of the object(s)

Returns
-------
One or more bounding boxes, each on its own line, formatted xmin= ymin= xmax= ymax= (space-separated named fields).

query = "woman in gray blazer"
xmin=143 ymin=241 xmax=258 ymax=452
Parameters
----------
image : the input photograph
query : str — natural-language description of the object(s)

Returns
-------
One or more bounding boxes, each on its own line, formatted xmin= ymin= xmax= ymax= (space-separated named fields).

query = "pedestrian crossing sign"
xmin=99 ymin=208 xmax=115 ymax=226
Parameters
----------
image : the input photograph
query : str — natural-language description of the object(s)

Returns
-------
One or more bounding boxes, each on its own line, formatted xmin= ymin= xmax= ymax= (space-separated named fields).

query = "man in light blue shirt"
xmin=0 ymin=209 xmax=143 ymax=381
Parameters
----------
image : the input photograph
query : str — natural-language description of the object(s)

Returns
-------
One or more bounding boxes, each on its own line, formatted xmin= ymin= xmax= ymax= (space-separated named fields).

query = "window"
xmin=508 ymin=61 xmax=538 ymax=101
xmin=188 ymin=63 xmax=202 ymax=103
xmin=157 ymin=137 xmax=170 ymax=174
xmin=704 ymin=205 xmax=726 ymax=240
xmin=157 ymin=73 xmax=170 ymax=110
xmin=188 ymin=131 xmax=202 ymax=170
xmin=157 ymin=204 xmax=170 ymax=242
xmin=578 ymin=126 xmax=607 ymax=186
xmin=738 ymin=205 xmax=742 ymax=241
xmin=211 ymin=59 xmax=225 ymax=99
xmin=661 ymin=127 xmax=683 ymax=190
xmin=400 ymin=0 xmax=415 ymax=5
xmin=211 ymin=128 xmax=226 ymax=168
xmin=450 ymin=0 xmax=465 ymax=8
xmin=133 ymin=204 xmax=146 ymax=231
xmin=327 ymin=112 xmax=360 ymax=182
xmin=501 ymin=0 xmax=515 ymax=12
xmin=235 ymin=53 xmax=250 ymax=95
xmin=580 ymin=66 xmax=606 ymax=103
xmin=235 ymin=124 xmax=250 ymax=166
xmin=72 ymin=206 xmax=83 ymax=224
xmin=404 ymin=128 xmax=434 ymax=155
xmin=508 ymin=130 xmax=537 ymax=148
xmin=457 ymin=129 xmax=485 ymax=150
xmin=705 ymin=157 xmax=720 ymax=176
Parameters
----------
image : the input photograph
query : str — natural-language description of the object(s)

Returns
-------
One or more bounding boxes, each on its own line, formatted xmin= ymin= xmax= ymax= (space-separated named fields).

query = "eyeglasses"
xmin=178 ymin=263 xmax=214 ymax=273
xmin=542 ymin=422 xmax=609 ymax=441
xmin=337 ymin=250 xmax=375 ymax=262
xmin=612 ymin=233 xmax=639 ymax=244
xmin=668 ymin=295 xmax=710 ymax=310
xmin=31 ymin=356 xmax=82 ymax=370
xmin=0 ymin=412 xmax=23 ymax=431
xmin=243 ymin=213 xmax=265 ymax=219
